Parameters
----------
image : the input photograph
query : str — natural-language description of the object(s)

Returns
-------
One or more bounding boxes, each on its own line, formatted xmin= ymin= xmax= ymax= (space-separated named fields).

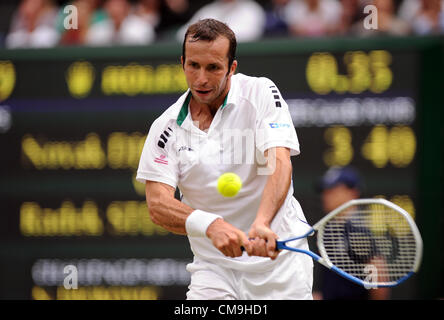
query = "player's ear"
xmin=181 ymin=56 xmax=184 ymax=68
xmin=229 ymin=60 xmax=237 ymax=76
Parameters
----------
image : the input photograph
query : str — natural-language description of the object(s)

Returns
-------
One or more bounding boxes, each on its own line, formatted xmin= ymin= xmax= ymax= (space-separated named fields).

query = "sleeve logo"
xmin=154 ymin=154 xmax=168 ymax=165
xmin=269 ymin=123 xmax=290 ymax=129
xmin=157 ymin=127 xmax=173 ymax=149
xmin=269 ymin=85 xmax=282 ymax=108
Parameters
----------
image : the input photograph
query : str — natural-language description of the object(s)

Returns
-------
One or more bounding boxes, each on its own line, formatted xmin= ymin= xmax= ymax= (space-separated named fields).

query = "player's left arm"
xmin=249 ymin=77 xmax=299 ymax=259
xmin=248 ymin=146 xmax=292 ymax=260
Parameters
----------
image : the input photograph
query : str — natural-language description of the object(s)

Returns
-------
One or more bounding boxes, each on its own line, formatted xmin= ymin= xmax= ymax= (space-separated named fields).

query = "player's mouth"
xmin=194 ymin=89 xmax=212 ymax=97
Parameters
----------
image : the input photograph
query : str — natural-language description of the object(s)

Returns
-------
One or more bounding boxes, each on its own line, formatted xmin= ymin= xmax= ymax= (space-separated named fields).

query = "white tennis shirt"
xmin=137 ymin=73 xmax=311 ymax=271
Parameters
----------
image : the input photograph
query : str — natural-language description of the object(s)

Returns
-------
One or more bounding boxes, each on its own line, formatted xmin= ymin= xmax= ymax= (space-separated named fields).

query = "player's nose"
xmin=195 ymin=69 xmax=209 ymax=86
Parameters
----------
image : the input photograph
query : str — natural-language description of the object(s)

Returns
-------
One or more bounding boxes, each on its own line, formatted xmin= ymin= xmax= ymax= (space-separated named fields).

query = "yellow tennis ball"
xmin=217 ymin=172 xmax=242 ymax=197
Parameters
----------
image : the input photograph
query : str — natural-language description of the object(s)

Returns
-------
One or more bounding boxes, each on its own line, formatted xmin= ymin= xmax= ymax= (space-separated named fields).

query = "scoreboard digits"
xmin=306 ymin=50 xmax=392 ymax=95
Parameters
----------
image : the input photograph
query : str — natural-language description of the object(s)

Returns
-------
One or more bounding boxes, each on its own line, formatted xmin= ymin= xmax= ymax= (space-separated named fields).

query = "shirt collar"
xmin=176 ymin=90 xmax=231 ymax=127
xmin=176 ymin=91 xmax=191 ymax=126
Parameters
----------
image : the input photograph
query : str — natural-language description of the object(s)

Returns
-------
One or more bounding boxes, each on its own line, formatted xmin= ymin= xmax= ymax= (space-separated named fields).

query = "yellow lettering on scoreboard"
xmin=101 ymin=63 xmax=188 ymax=96
xmin=107 ymin=132 xmax=146 ymax=169
xmin=21 ymin=132 xmax=146 ymax=170
xmin=32 ymin=286 xmax=158 ymax=300
xmin=106 ymin=201 xmax=168 ymax=236
xmin=22 ymin=133 xmax=106 ymax=170
xmin=20 ymin=201 xmax=103 ymax=236
xmin=20 ymin=200 xmax=169 ymax=237
xmin=32 ymin=286 xmax=52 ymax=300
xmin=56 ymin=286 xmax=158 ymax=300
xmin=0 ymin=61 xmax=16 ymax=101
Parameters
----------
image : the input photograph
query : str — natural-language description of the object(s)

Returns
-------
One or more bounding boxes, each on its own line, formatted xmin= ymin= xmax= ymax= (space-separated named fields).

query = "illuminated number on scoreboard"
xmin=323 ymin=126 xmax=353 ymax=167
xmin=306 ymin=53 xmax=338 ymax=95
xmin=306 ymin=50 xmax=393 ymax=95
xmin=361 ymin=125 xmax=416 ymax=168
xmin=322 ymin=125 xmax=416 ymax=168
xmin=344 ymin=51 xmax=372 ymax=94
xmin=66 ymin=61 xmax=95 ymax=99
xmin=371 ymin=195 xmax=416 ymax=235
xmin=390 ymin=195 xmax=416 ymax=219
xmin=369 ymin=50 xmax=393 ymax=93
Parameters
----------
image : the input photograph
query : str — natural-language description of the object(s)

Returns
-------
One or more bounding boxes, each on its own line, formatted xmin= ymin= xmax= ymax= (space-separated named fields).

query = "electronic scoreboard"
xmin=0 ymin=36 xmax=442 ymax=299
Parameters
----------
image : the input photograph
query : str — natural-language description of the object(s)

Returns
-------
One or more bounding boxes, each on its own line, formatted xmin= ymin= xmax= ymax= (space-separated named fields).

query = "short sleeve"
xmin=255 ymin=78 xmax=300 ymax=156
xmin=136 ymin=118 xmax=179 ymax=188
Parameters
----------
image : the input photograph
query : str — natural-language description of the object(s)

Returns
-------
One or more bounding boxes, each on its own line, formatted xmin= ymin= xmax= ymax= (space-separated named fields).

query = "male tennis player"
xmin=137 ymin=18 xmax=313 ymax=299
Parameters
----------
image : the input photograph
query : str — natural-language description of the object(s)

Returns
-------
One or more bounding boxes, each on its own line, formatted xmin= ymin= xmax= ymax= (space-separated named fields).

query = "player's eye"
xmin=207 ymin=64 xmax=220 ymax=71
xmin=188 ymin=62 xmax=199 ymax=69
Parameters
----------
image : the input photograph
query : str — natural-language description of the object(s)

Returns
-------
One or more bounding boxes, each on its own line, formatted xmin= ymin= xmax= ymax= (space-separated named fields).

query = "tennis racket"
xmin=276 ymin=198 xmax=422 ymax=289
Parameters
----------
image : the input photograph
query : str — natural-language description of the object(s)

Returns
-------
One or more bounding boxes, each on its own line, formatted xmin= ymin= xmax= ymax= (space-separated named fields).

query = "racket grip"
xmin=240 ymin=239 xmax=279 ymax=252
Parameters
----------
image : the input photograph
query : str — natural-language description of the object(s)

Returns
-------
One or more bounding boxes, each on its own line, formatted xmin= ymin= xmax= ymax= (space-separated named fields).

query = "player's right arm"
xmin=145 ymin=181 xmax=193 ymax=235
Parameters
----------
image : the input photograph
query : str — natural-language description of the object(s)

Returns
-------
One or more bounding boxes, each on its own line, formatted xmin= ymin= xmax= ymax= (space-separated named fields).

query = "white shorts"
xmin=186 ymin=251 xmax=313 ymax=300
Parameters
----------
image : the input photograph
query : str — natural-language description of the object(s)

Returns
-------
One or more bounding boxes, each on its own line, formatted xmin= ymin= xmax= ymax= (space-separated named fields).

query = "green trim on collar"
xmin=176 ymin=91 xmax=230 ymax=126
xmin=221 ymin=92 xmax=229 ymax=109
xmin=176 ymin=92 xmax=191 ymax=126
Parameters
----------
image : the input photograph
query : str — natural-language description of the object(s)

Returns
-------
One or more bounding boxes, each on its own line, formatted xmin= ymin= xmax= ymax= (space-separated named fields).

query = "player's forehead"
xmin=184 ymin=36 xmax=230 ymax=65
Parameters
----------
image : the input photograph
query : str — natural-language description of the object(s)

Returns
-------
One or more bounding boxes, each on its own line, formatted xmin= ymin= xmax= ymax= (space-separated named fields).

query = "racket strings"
xmin=320 ymin=204 xmax=417 ymax=285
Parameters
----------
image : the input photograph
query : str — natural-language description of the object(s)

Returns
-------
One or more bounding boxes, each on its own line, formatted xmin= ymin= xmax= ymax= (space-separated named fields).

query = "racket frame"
xmin=276 ymin=198 xmax=423 ymax=288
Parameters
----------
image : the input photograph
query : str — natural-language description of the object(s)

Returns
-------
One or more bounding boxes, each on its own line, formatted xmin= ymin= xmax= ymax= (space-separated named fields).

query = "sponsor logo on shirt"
xmin=269 ymin=123 xmax=290 ymax=129
xmin=178 ymin=146 xmax=194 ymax=152
xmin=154 ymin=154 xmax=168 ymax=165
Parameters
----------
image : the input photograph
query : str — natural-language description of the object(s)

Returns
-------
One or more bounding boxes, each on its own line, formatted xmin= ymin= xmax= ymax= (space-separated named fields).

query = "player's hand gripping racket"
xmin=272 ymin=198 xmax=422 ymax=288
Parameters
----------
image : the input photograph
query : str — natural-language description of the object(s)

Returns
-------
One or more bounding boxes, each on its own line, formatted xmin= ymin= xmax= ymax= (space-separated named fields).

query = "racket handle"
xmin=240 ymin=239 xmax=279 ymax=252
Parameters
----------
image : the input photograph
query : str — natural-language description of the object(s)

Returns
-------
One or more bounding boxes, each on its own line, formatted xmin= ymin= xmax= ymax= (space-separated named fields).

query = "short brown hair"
xmin=182 ymin=19 xmax=237 ymax=69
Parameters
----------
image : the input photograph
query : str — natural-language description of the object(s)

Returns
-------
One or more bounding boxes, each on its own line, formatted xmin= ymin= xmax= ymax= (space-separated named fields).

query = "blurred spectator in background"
xmin=3 ymin=0 xmax=444 ymax=49
xmin=6 ymin=0 xmax=59 ymax=48
xmin=156 ymin=0 xmax=193 ymax=40
xmin=57 ymin=0 xmax=105 ymax=46
xmin=284 ymin=0 xmax=342 ymax=37
xmin=263 ymin=0 xmax=291 ymax=37
xmin=136 ymin=0 xmax=161 ymax=30
xmin=85 ymin=0 xmax=156 ymax=46
xmin=333 ymin=0 xmax=364 ymax=36
xmin=410 ymin=0 xmax=444 ymax=35
xmin=313 ymin=166 xmax=391 ymax=300
xmin=176 ymin=0 xmax=266 ymax=42
xmin=352 ymin=0 xmax=409 ymax=37
xmin=399 ymin=0 xmax=444 ymax=23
